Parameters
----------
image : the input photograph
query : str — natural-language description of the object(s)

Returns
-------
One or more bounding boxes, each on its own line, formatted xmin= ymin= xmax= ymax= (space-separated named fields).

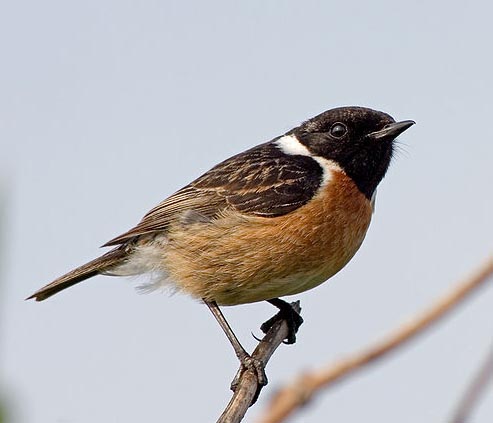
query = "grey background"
xmin=1 ymin=1 xmax=492 ymax=422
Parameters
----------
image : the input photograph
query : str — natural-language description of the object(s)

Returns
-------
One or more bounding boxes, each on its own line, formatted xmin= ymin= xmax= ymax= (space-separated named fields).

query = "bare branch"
xmin=217 ymin=301 xmax=302 ymax=423
xmin=257 ymin=256 xmax=493 ymax=423
xmin=449 ymin=344 xmax=493 ymax=423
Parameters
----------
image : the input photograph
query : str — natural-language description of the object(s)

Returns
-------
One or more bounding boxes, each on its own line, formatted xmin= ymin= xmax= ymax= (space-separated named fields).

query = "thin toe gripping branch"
xmin=261 ymin=298 xmax=304 ymax=344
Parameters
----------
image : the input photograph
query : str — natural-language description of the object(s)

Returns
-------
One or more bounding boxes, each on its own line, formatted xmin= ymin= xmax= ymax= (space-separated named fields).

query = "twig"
xmin=257 ymin=256 xmax=493 ymax=423
xmin=449 ymin=344 xmax=493 ymax=423
xmin=217 ymin=301 xmax=302 ymax=423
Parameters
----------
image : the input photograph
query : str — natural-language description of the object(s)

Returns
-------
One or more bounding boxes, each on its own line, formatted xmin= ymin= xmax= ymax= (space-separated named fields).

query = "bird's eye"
xmin=330 ymin=122 xmax=347 ymax=138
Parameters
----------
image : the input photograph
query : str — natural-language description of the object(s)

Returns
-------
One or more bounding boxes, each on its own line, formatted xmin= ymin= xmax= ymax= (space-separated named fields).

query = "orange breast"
xmin=161 ymin=171 xmax=373 ymax=305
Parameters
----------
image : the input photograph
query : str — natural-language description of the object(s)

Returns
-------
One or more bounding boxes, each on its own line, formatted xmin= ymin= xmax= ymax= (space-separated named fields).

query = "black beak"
xmin=369 ymin=120 xmax=415 ymax=140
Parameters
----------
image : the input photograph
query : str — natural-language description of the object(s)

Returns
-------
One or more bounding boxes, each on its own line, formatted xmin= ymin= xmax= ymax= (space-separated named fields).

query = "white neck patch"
xmin=275 ymin=134 xmax=312 ymax=156
xmin=275 ymin=134 xmax=342 ymax=186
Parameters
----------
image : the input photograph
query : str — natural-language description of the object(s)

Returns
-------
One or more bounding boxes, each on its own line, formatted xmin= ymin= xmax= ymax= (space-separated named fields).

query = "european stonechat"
xmin=28 ymin=106 xmax=414 ymax=380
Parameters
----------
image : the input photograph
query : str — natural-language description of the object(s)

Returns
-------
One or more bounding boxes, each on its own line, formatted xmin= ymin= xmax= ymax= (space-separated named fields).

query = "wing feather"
xmin=104 ymin=141 xmax=323 ymax=246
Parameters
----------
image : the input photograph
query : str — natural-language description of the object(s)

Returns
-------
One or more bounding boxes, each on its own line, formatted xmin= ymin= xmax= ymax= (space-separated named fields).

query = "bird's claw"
xmin=230 ymin=354 xmax=268 ymax=406
xmin=260 ymin=303 xmax=304 ymax=344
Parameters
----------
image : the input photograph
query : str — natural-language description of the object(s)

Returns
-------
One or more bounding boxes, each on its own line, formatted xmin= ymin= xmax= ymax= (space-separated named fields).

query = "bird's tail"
xmin=26 ymin=246 xmax=128 ymax=301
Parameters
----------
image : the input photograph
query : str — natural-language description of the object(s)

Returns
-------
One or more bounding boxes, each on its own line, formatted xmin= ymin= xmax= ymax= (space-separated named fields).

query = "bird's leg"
xmin=260 ymin=298 xmax=304 ymax=344
xmin=204 ymin=300 xmax=267 ymax=390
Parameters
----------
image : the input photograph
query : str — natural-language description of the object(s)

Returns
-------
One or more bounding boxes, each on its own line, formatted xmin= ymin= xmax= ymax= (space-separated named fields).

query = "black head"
xmin=288 ymin=106 xmax=414 ymax=199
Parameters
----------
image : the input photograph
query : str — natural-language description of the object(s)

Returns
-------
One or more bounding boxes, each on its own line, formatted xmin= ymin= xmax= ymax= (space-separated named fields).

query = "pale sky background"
xmin=1 ymin=1 xmax=492 ymax=422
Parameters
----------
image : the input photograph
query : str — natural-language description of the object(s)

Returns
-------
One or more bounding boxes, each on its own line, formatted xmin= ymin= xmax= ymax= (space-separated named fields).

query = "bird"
xmin=28 ymin=106 xmax=414 ymax=384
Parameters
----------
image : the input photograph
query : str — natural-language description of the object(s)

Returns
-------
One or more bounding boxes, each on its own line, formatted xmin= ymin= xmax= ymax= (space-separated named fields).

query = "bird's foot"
xmin=231 ymin=354 xmax=268 ymax=392
xmin=260 ymin=299 xmax=304 ymax=344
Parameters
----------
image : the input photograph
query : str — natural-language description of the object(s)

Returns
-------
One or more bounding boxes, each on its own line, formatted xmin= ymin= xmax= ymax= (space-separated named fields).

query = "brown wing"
xmin=103 ymin=141 xmax=323 ymax=246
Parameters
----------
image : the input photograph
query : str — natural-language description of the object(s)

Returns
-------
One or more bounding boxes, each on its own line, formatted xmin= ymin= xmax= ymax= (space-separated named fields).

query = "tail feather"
xmin=27 ymin=246 xmax=128 ymax=301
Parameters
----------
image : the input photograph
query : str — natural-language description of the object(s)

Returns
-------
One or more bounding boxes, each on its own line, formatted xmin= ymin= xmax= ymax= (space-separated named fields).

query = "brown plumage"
xmin=162 ymin=170 xmax=372 ymax=305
